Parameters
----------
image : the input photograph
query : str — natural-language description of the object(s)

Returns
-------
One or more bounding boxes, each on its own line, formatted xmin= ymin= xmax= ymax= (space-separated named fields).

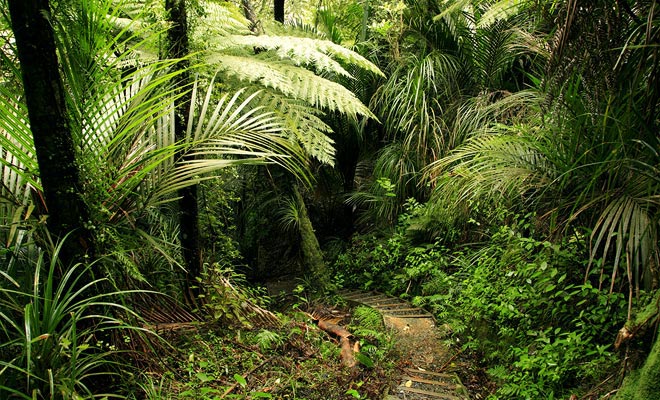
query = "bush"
xmin=335 ymin=211 xmax=628 ymax=398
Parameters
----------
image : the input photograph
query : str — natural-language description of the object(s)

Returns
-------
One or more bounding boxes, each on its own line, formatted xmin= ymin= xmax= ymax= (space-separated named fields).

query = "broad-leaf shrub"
xmin=431 ymin=223 xmax=626 ymax=398
xmin=335 ymin=211 xmax=627 ymax=398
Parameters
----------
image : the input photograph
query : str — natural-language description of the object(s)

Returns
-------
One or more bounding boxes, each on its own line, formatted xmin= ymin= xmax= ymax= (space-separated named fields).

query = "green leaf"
xmin=196 ymin=372 xmax=214 ymax=383
xmin=355 ymin=352 xmax=374 ymax=368
xmin=233 ymin=373 xmax=247 ymax=387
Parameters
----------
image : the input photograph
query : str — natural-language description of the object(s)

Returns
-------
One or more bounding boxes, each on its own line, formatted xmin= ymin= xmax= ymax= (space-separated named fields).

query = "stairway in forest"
xmin=339 ymin=290 xmax=470 ymax=400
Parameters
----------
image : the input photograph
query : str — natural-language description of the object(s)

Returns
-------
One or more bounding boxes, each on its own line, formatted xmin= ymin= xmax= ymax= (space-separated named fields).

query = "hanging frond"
xmin=221 ymin=35 xmax=384 ymax=78
xmin=255 ymin=92 xmax=335 ymax=166
xmin=429 ymin=130 xmax=555 ymax=204
xmin=0 ymin=82 xmax=38 ymax=254
xmin=211 ymin=55 xmax=377 ymax=121
xmin=128 ymin=82 xmax=308 ymax=207
xmin=586 ymin=193 xmax=658 ymax=294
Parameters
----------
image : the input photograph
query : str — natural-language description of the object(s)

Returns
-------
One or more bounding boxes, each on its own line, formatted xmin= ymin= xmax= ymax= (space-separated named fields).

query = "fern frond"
xmin=477 ymin=0 xmax=527 ymax=28
xmin=211 ymin=55 xmax=377 ymax=120
xmin=196 ymin=1 xmax=251 ymax=39
xmin=221 ymin=35 xmax=384 ymax=78
xmin=256 ymin=92 xmax=335 ymax=165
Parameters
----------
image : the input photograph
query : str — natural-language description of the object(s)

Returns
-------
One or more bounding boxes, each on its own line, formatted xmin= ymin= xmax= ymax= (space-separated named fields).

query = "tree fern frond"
xmin=211 ymin=55 xmax=376 ymax=120
xmin=477 ymin=0 xmax=527 ymax=28
xmin=196 ymin=1 xmax=251 ymax=39
xmin=255 ymin=92 xmax=335 ymax=165
xmin=221 ymin=35 xmax=384 ymax=78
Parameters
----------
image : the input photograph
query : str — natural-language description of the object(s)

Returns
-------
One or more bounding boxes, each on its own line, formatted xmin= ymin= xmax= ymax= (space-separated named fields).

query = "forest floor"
xmin=140 ymin=283 xmax=493 ymax=399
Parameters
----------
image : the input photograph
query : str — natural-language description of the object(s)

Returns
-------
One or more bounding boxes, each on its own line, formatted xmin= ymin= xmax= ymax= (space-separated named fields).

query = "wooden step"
xmin=378 ymin=307 xmax=423 ymax=313
xmin=383 ymin=313 xmax=432 ymax=318
xmin=397 ymin=386 xmax=463 ymax=399
xmin=404 ymin=368 xmax=457 ymax=379
xmin=343 ymin=291 xmax=383 ymax=299
xmin=402 ymin=376 xmax=458 ymax=387
xmin=363 ymin=300 xmax=408 ymax=307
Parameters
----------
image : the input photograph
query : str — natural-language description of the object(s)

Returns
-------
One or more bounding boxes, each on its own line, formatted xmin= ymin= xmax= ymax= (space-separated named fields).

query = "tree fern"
xmin=211 ymin=54 xmax=376 ymax=121
xmin=255 ymin=92 xmax=336 ymax=165
xmin=220 ymin=34 xmax=384 ymax=78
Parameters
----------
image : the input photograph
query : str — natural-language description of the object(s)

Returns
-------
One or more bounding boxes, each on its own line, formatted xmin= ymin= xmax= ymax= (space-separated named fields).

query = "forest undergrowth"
xmin=331 ymin=204 xmax=649 ymax=399
xmin=131 ymin=297 xmax=398 ymax=400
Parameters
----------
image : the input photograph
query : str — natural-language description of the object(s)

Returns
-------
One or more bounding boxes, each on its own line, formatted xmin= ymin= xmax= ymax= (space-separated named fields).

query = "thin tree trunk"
xmin=293 ymin=185 xmax=330 ymax=289
xmin=274 ymin=0 xmax=285 ymax=23
xmin=166 ymin=0 xmax=202 ymax=303
xmin=8 ymin=0 xmax=94 ymax=266
xmin=242 ymin=0 xmax=263 ymax=34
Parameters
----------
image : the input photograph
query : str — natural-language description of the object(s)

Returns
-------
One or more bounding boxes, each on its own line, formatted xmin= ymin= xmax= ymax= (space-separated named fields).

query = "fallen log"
xmin=316 ymin=319 xmax=353 ymax=339
xmin=340 ymin=336 xmax=357 ymax=368
xmin=311 ymin=313 xmax=358 ymax=368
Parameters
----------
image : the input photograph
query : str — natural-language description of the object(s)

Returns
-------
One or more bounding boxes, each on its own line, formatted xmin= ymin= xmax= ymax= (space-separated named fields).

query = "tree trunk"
xmin=8 ymin=0 xmax=94 ymax=266
xmin=166 ymin=0 xmax=202 ymax=303
xmin=293 ymin=185 xmax=330 ymax=289
xmin=616 ymin=332 xmax=660 ymax=399
xmin=274 ymin=0 xmax=285 ymax=23
xmin=242 ymin=0 xmax=263 ymax=34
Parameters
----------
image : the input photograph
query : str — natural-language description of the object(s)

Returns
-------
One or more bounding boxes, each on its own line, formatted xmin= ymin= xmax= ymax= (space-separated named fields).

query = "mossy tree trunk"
xmin=616 ymin=291 xmax=660 ymax=399
xmin=166 ymin=0 xmax=202 ymax=304
xmin=616 ymin=333 xmax=660 ymax=400
xmin=8 ymin=0 xmax=94 ymax=267
xmin=293 ymin=185 xmax=330 ymax=289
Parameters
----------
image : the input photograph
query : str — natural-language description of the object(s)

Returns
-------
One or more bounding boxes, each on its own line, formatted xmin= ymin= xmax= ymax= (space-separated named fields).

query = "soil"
xmin=385 ymin=316 xmax=450 ymax=370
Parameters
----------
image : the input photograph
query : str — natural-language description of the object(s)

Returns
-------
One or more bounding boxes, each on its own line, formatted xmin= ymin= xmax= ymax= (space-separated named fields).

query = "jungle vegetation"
xmin=0 ymin=0 xmax=658 ymax=399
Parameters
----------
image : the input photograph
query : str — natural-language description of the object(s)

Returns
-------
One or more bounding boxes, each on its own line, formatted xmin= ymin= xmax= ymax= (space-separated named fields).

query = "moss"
xmin=294 ymin=186 xmax=330 ymax=288
xmin=616 ymin=333 xmax=660 ymax=400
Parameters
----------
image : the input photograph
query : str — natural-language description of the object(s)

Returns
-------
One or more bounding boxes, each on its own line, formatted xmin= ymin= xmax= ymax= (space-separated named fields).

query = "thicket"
xmin=333 ymin=206 xmax=635 ymax=398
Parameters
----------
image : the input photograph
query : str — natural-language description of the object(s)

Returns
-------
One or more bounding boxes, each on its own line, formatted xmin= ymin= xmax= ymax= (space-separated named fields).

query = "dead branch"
xmin=311 ymin=315 xmax=359 ymax=368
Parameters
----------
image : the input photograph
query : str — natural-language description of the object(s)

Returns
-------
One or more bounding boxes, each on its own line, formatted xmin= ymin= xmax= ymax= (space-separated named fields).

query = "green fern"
xmin=220 ymin=35 xmax=384 ymax=79
xmin=210 ymin=55 xmax=377 ymax=121
xmin=256 ymin=92 xmax=336 ymax=165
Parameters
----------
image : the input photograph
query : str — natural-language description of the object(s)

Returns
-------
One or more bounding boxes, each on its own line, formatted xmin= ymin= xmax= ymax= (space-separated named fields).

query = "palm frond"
xmin=372 ymin=51 xmax=461 ymax=158
xmin=144 ymin=83 xmax=308 ymax=204
xmin=586 ymin=192 xmax=658 ymax=295
xmin=430 ymin=130 xmax=555 ymax=204
xmin=0 ymin=79 xmax=38 ymax=255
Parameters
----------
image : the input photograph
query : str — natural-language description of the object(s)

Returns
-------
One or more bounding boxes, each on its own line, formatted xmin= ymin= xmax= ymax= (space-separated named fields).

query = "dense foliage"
xmin=0 ymin=0 xmax=659 ymax=399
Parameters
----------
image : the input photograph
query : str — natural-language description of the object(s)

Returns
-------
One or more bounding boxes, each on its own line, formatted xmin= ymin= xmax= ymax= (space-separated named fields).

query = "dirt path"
xmin=340 ymin=290 xmax=470 ymax=400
